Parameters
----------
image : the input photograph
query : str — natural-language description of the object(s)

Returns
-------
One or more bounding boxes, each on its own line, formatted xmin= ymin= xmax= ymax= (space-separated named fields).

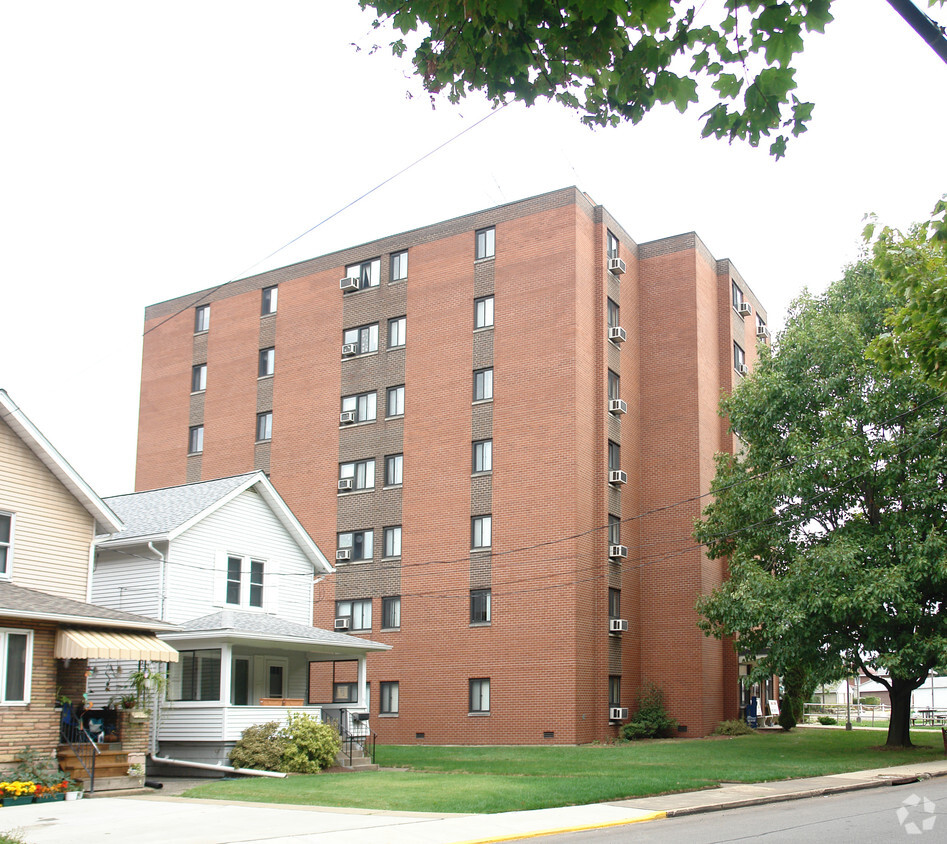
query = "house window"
xmin=172 ymin=648 xmax=221 ymax=701
xmin=469 ymin=678 xmax=490 ymax=713
xmin=475 ymin=227 xmax=495 ymax=260
xmin=609 ymin=515 xmax=621 ymax=545
xmin=336 ymin=598 xmax=372 ymax=630
xmin=380 ymin=681 xmax=399 ymax=714
xmin=194 ymin=304 xmax=210 ymax=333
xmin=387 ymin=385 xmax=405 ymax=417
xmin=473 ymin=439 xmax=493 ymax=474
xmin=390 ymin=251 xmax=408 ymax=282
xmin=249 ymin=560 xmax=264 ymax=608
xmin=224 ymin=555 xmax=266 ymax=609
xmin=258 ymin=347 xmax=275 ymax=378
xmin=607 ymin=230 xmax=619 ymax=260
xmin=261 ymin=285 xmax=278 ymax=315
xmin=333 ymin=682 xmax=358 ymax=703
xmin=608 ymin=441 xmax=620 ymax=472
xmin=341 ymin=391 xmax=377 ymax=423
xmin=382 ymin=596 xmax=401 ymax=629
xmin=188 ymin=425 xmax=204 ymax=455
xmin=608 ymin=370 xmax=620 ymax=401
xmin=0 ymin=514 xmax=12 ymax=577
xmin=607 ymin=298 xmax=620 ymax=330
xmin=608 ymin=588 xmax=620 ymax=619
xmin=470 ymin=588 xmax=491 ymax=624
xmin=384 ymin=526 xmax=402 ymax=558
xmin=346 ymin=258 xmax=381 ymax=290
xmin=388 ymin=316 xmax=406 ymax=349
xmin=734 ymin=342 xmax=746 ymax=373
xmin=609 ymin=676 xmax=621 ymax=707
xmin=732 ymin=280 xmax=744 ymax=311
xmin=472 ymin=515 xmax=492 ymax=549
xmin=256 ymin=412 xmax=273 ymax=442
xmin=226 ymin=556 xmax=242 ymax=605
xmin=0 ymin=628 xmax=30 ymax=704
xmin=474 ymin=368 xmax=493 ymax=402
xmin=344 ymin=323 xmax=379 ymax=355
xmin=340 ymin=458 xmax=375 ymax=490
xmin=385 ymin=454 xmax=403 ymax=487
xmin=474 ymin=296 xmax=494 ymax=329
xmin=338 ymin=530 xmax=373 ymax=561
xmin=191 ymin=364 xmax=207 ymax=393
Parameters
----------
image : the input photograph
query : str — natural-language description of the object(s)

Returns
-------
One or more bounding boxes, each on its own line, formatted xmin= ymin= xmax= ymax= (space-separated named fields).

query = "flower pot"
xmin=2 ymin=796 xmax=35 ymax=807
xmin=64 ymin=791 xmax=83 ymax=801
xmin=34 ymin=793 xmax=65 ymax=803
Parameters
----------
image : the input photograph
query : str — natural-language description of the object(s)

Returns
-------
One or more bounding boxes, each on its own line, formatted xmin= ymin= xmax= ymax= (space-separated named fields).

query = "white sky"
xmin=2 ymin=0 xmax=945 ymax=497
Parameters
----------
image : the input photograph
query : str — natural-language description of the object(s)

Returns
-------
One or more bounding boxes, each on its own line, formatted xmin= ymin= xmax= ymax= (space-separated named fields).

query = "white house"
xmin=91 ymin=471 xmax=389 ymax=767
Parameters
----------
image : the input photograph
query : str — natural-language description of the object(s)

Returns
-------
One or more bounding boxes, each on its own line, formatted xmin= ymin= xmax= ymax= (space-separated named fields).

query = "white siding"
xmin=91 ymin=548 xmax=163 ymax=619
xmin=158 ymin=704 xmax=319 ymax=743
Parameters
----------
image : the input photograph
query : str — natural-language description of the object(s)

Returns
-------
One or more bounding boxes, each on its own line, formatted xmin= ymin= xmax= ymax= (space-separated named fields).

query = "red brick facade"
xmin=136 ymin=188 xmax=767 ymax=743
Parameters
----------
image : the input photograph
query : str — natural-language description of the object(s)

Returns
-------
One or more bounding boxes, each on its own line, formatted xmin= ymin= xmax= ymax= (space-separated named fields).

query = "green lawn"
xmin=181 ymin=728 xmax=945 ymax=814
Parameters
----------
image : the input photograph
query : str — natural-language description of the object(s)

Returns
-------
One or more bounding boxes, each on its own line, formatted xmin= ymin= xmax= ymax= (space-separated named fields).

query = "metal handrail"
xmin=326 ymin=707 xmax=377 ymax=766
xmin=59 ymin=707 xmax=100 ymax=793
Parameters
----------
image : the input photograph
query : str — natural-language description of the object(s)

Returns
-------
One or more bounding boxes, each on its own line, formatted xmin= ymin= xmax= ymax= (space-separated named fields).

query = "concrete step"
xmin=82 ymin=775 xmax=145 ymax=794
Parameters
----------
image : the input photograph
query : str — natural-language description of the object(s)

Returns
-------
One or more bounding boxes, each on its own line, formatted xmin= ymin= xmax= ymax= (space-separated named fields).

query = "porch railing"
xmin=59 ymin=706 xmax=100 ymax=793
xmin=322 ymin=707 xmax=376 ymax=767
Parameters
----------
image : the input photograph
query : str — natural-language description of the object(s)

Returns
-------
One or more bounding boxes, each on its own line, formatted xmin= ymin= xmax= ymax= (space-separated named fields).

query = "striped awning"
xmin=55 ymin=629 xmax=179 ymax=662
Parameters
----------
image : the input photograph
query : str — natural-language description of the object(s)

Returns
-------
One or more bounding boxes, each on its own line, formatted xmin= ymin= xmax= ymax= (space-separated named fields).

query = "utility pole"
xmin=887 ymin=0 xmax=947 ymax=65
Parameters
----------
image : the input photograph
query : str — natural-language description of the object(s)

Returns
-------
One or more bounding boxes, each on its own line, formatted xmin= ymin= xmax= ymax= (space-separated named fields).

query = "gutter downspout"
xmin=148 ymin=754 xmax=286 ymax=778
xmin=146 ymin=542 xmax=166 ymax=756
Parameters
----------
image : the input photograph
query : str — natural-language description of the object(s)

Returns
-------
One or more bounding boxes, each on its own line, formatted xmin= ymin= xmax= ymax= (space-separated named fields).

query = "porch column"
xmin=357 ymin=655 xmax=367 ymax=709
xmin=220 ymin=643 xmax=233 ymax=704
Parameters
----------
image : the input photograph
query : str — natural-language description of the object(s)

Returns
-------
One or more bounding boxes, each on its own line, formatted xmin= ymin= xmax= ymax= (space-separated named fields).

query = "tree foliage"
xmin=695 ymin=262 xmax=947 ymax=747
xmin=359 ymin=1 xmax=943 ymax=158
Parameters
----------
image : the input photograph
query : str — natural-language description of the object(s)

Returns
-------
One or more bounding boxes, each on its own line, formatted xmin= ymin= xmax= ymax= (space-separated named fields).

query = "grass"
xmin=181 ymin=727 xmax=946 ymax=814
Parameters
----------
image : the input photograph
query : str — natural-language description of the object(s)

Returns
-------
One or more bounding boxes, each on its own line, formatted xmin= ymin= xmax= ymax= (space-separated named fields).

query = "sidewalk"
xmin=2 ymin=760 xmax=946 ymax=844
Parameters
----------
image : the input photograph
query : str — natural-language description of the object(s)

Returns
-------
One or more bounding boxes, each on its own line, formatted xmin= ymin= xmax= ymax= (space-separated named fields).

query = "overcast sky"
xmin=2 ymin=0 xmax=945 ymax=497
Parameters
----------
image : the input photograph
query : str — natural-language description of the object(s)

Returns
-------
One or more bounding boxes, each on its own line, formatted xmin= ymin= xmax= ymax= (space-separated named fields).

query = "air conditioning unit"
xmin=738 ymin=364 xmax=749 ymax=376
xmin=336 ymin=548 xmax=352 ymax=561
xmin=338 ymin=478 xmax=354 ymax=491
xmin=339 ymin=410 xmax=357 ymax=424
xmin=757 ymin=326 xmax=771 ymax=340
xmin=609 ymin=544 xmax=628 ymax=560
xmin=608 ymin=257 xmax=627 ymax=276
xmin=609 ymin=399 xmax=627 ymax=415
xmin=738 ymin=302 xmax=752 ymax=316
xmin=608 ymin=326 xmax=627 ymax=343
xmin=609 ymin=618 xmax=629 ymax=633
xmin=334 ymin=617 xmax=350 ymax=630
xmin=609 ymin=470 xmax=627 ymax=485
xmin=341 ymin=343 xmax=359 ymax=357
xmin=609 ymin=707 xmax=629 ymax=721
xmin=340 ymin=277 xmax=359 ymax=292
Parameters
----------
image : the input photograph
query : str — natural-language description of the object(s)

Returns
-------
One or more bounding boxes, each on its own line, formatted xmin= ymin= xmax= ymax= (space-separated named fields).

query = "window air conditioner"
xmin=738 ymin=302 xmax=752 ymax=316
xmin=336 ymin=548 xmax=352 ymax=561
xmin=334 ymin=617 xmax=351 ymax=630
xmin=608 ymin=326 xmax=627 ymax=343
xmin=609 ymin=470 xmax=627 ymax=486
xmin=340 ymin=277 xmax=359 ymax=292
xmin=609 ymin=544 xmax=628 ymax=560
xmin=608 ymin=257 xmax=627 ymax=276
xmin=757 ymin=326 xmax=770 ymax=339
xmin=609 ymin=707 xmax=629 ymax=721
xmin=338 ymin=478 xmax=354 ymax=491
xmin=738 ymin=364 xmax=749 ymax=376
xmin=609 ymin=618 xmax=629 ymax=633
xmin=609 ymin=399 xmax=627 ymax=415
xmin=339 ymin=410 xmax=357 ymax=424
xmin=342 ymin=343 xmax=359 ymax=357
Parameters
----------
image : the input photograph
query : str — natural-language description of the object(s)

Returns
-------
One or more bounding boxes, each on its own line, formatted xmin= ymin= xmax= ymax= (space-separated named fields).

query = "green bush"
xmin=621 ymin=683 xmax=678 ymax=740
xmin=279 ymin=713 xmax=342 ymax=773
xmin=711 ymin=719 xmax=757 ymax=736
xmin=860 ymin=696 xmax=881 ymax=706
xmin=817 ymin=715 xmax=838 ymax=726
xmin=778 ymin=708 xmax=797 ymax=731
xmin=229 ymin=722 xmax=287 ymax=772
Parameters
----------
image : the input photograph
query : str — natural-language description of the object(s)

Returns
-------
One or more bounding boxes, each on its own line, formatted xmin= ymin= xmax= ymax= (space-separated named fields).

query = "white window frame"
xmin=607 ymin=230 xmax=620 ymax=260
xmin=337 ymin=530 xmax=373 ymax=562
xmin=341 ymin=392 xmax=377 ymax=423
xmin=472 ymin=515 xmax=492 ymax=549
xmin=0 ymin=513 xmax=13 ymax=579
xmin=0 ymin=627 xmax=31 ymax=704
xmin=473 ymin=439 xmax=492 ymax=474
xmin=336 ymin=598 xmax=372 ymax=631
xmin=340 ymin=459 xmax=376 ymax=491
xmin=191 ymin=363 xmax=207 ymax=393
xmin=734 ymin=342 xmax=746 ymax=373
xmin=732 ymin=280 xmax=744 ymax=311
xmin=469 ymin=678 xmax=490 ymax=713
xmin=346 ymin=258 xmax=381 ymax=290
xmin=474 ymin=295 xmax=494 ymax=329
xmin=387 ymin=385 xmax=405 ymax=418
xmin=384 ymin=526 xmax=402 ymax=558
xmin=470 ymin=588 xmax=491 ymax=624
xmin=188 ymin=425 xmax=204 ymax=455
xmin=380 ymin=680 xmax=399 ymax=715
xmin=194 ymin=304 xmax=210 ymax=333
xmin=170 ymin=648 xmax=222 ymax=702
xmin=475 ymin=227 xmax=495 ymax=260
xmin=256 ymin=411 xmax=273 ymax=442
xmin=224 ymin=554 xmax=267 ymax=610
xmin=474 ymin=368 xmax=493 ymax=402
xmin=388 ymin=316 xmax=406 ymax=349
xmin=382 ymin=596 xmax=401 ymax=629
xmin=385 ymin=454 xmax=403 ymax=487
xmin=261 ymin=285 xmax=278 ymax=315
xmin=258 ymin=347 xmax=275 ymax=378
xmin=390 ymin=251 xmax=408 ymax=282
xmin=344 ymin=323 xmax=379 ymax=355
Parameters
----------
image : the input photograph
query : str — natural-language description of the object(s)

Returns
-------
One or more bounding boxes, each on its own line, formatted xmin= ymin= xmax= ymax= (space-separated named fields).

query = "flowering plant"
xmin=0 ymin=780 xmax=37 ymax=797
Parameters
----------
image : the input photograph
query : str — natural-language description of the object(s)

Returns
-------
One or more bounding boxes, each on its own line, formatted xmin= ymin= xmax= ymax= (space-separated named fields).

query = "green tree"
xmin=695 ymin=263 xmax=947 ymax=748
xmin=359 ymin=1 xmax=945 ymax=159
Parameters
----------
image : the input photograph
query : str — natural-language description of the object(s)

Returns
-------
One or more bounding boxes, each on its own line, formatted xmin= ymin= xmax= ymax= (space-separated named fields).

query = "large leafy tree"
xmin=359 ymin=1 xmax=945 ymax=158
xmin=695 ymin=263 xmax=947 ymax=748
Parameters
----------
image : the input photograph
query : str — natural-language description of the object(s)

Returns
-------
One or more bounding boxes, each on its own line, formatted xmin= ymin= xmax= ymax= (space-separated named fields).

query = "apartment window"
xmin=470 ymin=588 xmax=491 ymax=624
xmin=474 ymin=368 xmax=493 ymax=402
xmin=387 ymin=385 xmax=405 ymax=417
xmin=194 ymin=304 xmax=210 ymax=333
xmin=388 ymin=316 xmax=406 ymax=349
xmin=469 ymin=678 xmax=490 ymax=713
xmin=384 ymin=526 xmax=402 ymax=558
xmin=224 ymin=555 xmax=266 ymax=609
xmin=191 ymin=364 xmax=207 ymax=393
xmin=0 ymin=628 xmax=30 ymax=703
xmin=346 ymin=258 xmax=381 ymax=290
xmin=380 ymin=681 xmax=399 ymax=714
xmin=608 ymin=441 xmax=620 ymax=472
xmin=734 ymin=342 xmax=746 ymax=373
xmin=256 ymin=412 xmax=273 ymax=442
xmin=473 ymin=439 xmax=493 ymax=473
xmin=390 ymin=251 xmax=408 ymax=282
xmin=188 ymin=425 xmax=204 ymax=454
xmin=757 ymin=314 xmax=768 ymax=336
xmin=385 ymin=454 xmax=403 ymax=486
xmin=258 ymin=347 xmax=275 ymax=378
xmin=474 ymin=295 xmax=494 ymax=329
xmin=340 ymin=458 xmax=375 ymax=491
xmin=609 ymin=676 xmax=621 ymax=707
xmin=609 ymin=515 xmax=621 ymax=545
xmin=732 ymin=280 xmax=744 ymax=310
xmin=172 ymin=648 xmax=221 ymax=702
xmin=344 ymin=323 xmax=379 ymax=355
xmin=472 ymin=515 xmax=492 ymax=549
xmin=338 ymin=530 xmax=373 ymax=561
xmin=336 ymin=598 xmax=372 ymax=630
xmin=607 ymin=298 xmax=620 ymax=330
xmin=607 ymin=230 xmax=619 ymax=260
xmin=341 ymin=391 xmax=377 ymax=423
xmin=608 ymin=370 xmax=620 ymax=401
xmin=261 ymin=285 xmax=278 ymax=315
xmin=382 ymin=596 xmax=401 ymax=629
xmin=608 ymin=587 xmax=621 ymax=619
xmin=0 ymin=514 xmax=12 ymax=578
xmin=333 ymin=682 xmax=358 ymax=703
xmin=475 ymin=227 xmax=495 ymax=260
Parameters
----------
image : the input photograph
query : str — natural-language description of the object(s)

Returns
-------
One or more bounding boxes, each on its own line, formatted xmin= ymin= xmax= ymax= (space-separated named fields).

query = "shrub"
xmin=860 ymin=696 xmax=881 ymax=706
xmin=279 ymin=713 xmax=342 ymax=773
xmin=778 ymin=708 xmax=797 ymax=731
xmin=12 ymin=747 xmax=62 ymax=787
xmin=712 ymin=719 xmax=757 ymax=736
xmin=229 ymin=722 xmax=287 ymax=772
xmin=817 ymin=715 xmax=838 ymax=726
xmin=621 ymin=683 xmax=678 ymax=740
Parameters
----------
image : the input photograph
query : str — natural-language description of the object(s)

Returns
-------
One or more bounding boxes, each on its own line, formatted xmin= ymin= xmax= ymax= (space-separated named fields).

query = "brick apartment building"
xmin=135 ymin=186 xmax=767 ymax=743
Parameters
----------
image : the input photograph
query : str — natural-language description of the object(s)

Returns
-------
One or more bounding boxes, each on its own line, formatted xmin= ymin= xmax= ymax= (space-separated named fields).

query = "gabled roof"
xmin=97 ymin=472 xmax=332 ymax=574
xmin=0 ymin=389 xmax=123 ymax=534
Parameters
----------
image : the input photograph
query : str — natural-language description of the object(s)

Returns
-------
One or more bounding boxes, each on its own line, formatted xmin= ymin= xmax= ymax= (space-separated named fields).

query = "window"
xmin=336 ymin=598 xmax=372 ymax=630
xmin=390 ymin=251 xmax=408 ymax=282
xmin=470 ymin=588 xmax=491 ymax=624
xmin=345 ymin=258 xmax=381 ymax=290
xmin=0 ymin=628 xmax=30 ymax=703
xmin=388 ymin=316 xmax=406 ymax=349
xmin=474 ymin=295 xmax=494 ymax=329
xmin=475 ymin=227 xmax=495 ymax=260
xmin=382 ymin=596 xmax=401 ymax=629
xmin=732 ymin=280 xmax=744 ymax=310
xmin=734 ymin=342 xmax=746 ymax=373
xmin=608 ymin=588 xmax=621 ymax=619
xmin=609 ymin=676 xmax=621 ymax=707
xmin=341 ymin=391 xmax=377 ymax=423
xmin=226 ymin=556 xmax=242 ymax=605
xmin=333 ymin=682 xmax=358 ymax=703
xmin=607 ymin=298 xmax=620 ymax=330
xmin=191 ymin=364 xmax=207 ymax=393
xmin=256 ymin=411 xmax=273 ymax=442
xmin=337 ymin=530 xmax=373 ymax=561
xmin=384 ymin=526 xmax=402 ymax=558
xmin=607 ymin=230 xmax=619 ymax=260
xmin=385 ymin=454 xmax=403 ymax=486
xmin=380 ymin=681 xmax=399 ymax=714
xmin=194 ymin=304 xmax=210 ymax=333
xmin=608 ymin=441 xmax=620 ymax=472
xmin=188 ymin=425 xmax=204 ymax=454
xmin=473 ymin=439 xmax=493 ymax=473
xmin=608 ymin=370 xmax=620 ymax=401
xmin=224 ymin=555 xmax=266 ymax=609
xmin=387 ymin=385 xmax=405 ymax=417
xmin=474 ymin=368 xmax=493 ymax=402
xmin=343 ymin=323 xmax=379 ymax=355
xmin=261 ymin=285 xmax=278 ymax=315
xmin=469 ymin=678 xmax=490 ymax=713
xmin=249 ymin=560 xmax=264 ymax=608
xmin=0 ymin=513 xmax=12 ymax=577
xmin=172 ymin=649 xmax=221 ymax=701
xmin=472 ymin=515 xmax=492 ymax=549
xmin=609 ymin=515 xmax=621 ymax=545
xmin=258 ymin=347 xmax=275 ymax=378
xmin=339 ymin=459 xmax=375 ymax=491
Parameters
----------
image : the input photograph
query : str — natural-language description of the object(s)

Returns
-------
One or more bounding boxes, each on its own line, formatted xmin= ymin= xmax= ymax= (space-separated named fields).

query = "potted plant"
xmin=121 ymin=693 xmax=137 ymax=710
xmin=64 ymin=780 xmax=84 ymax=801
xmin=0 ymin=780 xmax=36 ymax=806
